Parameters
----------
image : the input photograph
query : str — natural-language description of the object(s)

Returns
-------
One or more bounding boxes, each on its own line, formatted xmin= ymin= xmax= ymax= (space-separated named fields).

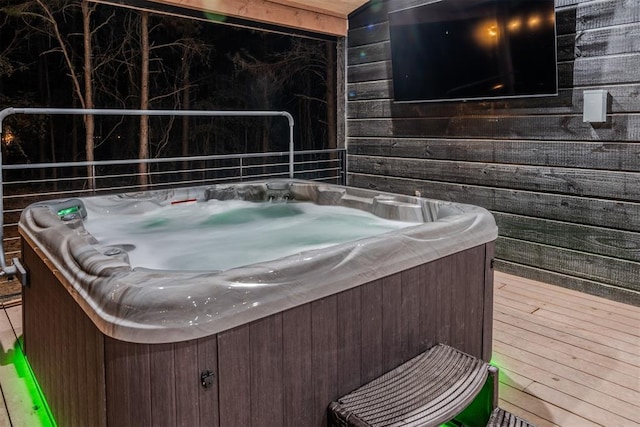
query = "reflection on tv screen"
xmin=389 ymin=0 xmax=558 ymax=102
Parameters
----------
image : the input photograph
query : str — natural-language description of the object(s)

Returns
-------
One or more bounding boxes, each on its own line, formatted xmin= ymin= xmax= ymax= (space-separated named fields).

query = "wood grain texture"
xmin=346 ymin=115 xmax=640 ymax=141
xmin=360 ymin=279 xmax=384 ymax=384
xmin=400 ymin=266 xmax=422 ymax=361
xmin=109 ymin=0 xmax=352 ymax=35
xmin=496 ymin=237 xmax=640 ymax=292
xmin=347 ymin=40 xmax=390 ymax=66
xmin=347 ymin=173 xmax=640 ymax=232
xmin=250 ymin=314 xmax=284 ymax=427
xmin=419 ymin=262 xmax=438 ymax=355
xmin=381 ymin=273 xmax=403 ymax=373
xmin=336 ymin=287 xmax=362 ymax=396
xmin=149 ymin=344 xmax=176 ymax=426
xmin=494 ymin=212 xmax=640 ymax=262
xmin=575 ymin=0 xmax=640 ymax=31
xmin=282 ymin=305 xmax=314 ymax=427
xmin=217 ymin=325 xmax=251 ymax=426
xmin=311 ymin=296 xmax=338 ymax=427
xmin=495 ymin=260 xmax=640 ymax=306
xmin=574 ymin=23 xmax=640 ymax=57
xmin=348 ymin=21 xmax=389 ymax=47
xmin=105 ymin=339 xmax=150 ymax=426
xmin=348 ymin=154 xmax=640 ymax=201
xmin=22 ymin=243 xmax=107 ymax=427
xmin=573 ymin=54 xmax=640 ymax=86
xmin=174 ymin=340 xmax=201 ymax=426
xmin=197 ymin=335 xmax=219 ymax=427
xmin=483 ymin=242 xmax=495 ymax=362
xmin=347 ymin=138 xmax=640 ymax=172
xmin=493 ymin=271 xmax=640 ymax=426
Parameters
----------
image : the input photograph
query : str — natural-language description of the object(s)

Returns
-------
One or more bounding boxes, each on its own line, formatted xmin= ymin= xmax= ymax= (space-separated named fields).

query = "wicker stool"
xmin=328 ymin=344 xmax=496 ymax=427
xmin=487 ymin=407 xmax=536 ymax=427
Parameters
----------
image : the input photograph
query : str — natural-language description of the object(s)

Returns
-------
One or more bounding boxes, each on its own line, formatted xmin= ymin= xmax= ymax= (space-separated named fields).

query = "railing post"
xmin=341 ymin=149 xmax=348 ymax=186
xmin=91 ymin=164 xmax=97 ymax=192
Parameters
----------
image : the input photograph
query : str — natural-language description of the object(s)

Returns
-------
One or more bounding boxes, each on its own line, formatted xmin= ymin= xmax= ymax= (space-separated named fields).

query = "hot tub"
xmin=20 ymin=180 xmax=497 ymax=427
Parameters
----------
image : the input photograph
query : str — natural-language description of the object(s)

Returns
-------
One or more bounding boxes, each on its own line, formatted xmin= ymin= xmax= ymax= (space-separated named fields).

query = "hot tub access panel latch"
xmin=201 ymin=370 xmax=215 ymax=388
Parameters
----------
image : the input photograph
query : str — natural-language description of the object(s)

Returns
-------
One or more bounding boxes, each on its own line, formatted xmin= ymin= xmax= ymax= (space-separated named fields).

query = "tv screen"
xmin=388 ymin=0 xmax=558 ymax=102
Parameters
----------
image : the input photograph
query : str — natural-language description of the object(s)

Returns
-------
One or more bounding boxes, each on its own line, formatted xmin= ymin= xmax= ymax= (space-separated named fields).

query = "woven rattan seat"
xmin=486 ymin=407 xmax=536 ymax=427
xmin=328 ymin=344 xmax=492 ymax=427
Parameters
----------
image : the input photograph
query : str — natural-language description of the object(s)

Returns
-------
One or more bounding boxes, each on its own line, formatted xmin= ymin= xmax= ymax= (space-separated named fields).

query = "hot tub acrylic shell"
xmin=20 ymin=180 xmax=496 ymax=344
xmin=19 ymin=180 xmax=497 ymax=427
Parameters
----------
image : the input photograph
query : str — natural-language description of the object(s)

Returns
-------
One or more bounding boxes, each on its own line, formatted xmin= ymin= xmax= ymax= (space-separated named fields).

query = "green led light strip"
xmin=438 ymin=361 xmax=500 ymax=427
xmin=9 ymin=338 xmax=57 ymax=426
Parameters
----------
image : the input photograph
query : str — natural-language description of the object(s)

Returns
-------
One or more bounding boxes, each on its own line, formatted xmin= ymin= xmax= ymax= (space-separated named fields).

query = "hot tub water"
xmin=83 ymin=199 xmax=420 ymax=272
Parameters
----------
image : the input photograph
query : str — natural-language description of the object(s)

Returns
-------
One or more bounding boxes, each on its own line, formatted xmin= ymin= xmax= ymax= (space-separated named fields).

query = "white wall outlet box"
xmin=583 ymin=89 xmax=608 ymax=123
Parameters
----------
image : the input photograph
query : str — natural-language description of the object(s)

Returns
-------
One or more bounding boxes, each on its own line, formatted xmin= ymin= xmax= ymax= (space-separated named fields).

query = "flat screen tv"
xmin=388 ymin=0 xmax=558 ymax=102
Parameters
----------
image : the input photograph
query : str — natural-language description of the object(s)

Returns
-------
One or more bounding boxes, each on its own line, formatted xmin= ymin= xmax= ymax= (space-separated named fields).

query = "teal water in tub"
xmin=83 ymin=200 xmax=420 ymax=271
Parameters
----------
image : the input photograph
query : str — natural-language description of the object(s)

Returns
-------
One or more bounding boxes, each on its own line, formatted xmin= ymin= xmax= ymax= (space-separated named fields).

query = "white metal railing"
xmin=0 ymin=107 xmax=345 ymax=285
xmin=0 ymin=148 xmax=346 ymax=294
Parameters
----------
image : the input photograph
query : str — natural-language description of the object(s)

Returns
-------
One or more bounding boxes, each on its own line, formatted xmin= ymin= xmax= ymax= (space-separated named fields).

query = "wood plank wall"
xmin=345 ymin=0 xmax=640 ymax=305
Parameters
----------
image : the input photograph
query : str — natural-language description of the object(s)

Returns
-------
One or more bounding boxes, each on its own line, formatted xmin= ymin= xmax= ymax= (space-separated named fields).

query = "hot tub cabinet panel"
xmin=23 ymin=240 xmax=494 ymax=427
xmin=22 ymin=240 xmax=108 ymax=427
xmin=19 ymin=180 xmax=497 ymax=426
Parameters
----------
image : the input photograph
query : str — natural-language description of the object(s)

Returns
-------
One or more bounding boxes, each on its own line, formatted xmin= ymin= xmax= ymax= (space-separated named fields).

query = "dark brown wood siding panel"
xmin=197 ymin=335 xmax=220 ymax=427
xmin=149 ymin=344 xmax=176 ymax=426
xmin=311 ymin=296 xmax=339 ymax=427
xmin=249 ymin=314 xmax=284 ymax=427
xmin=336 ymin=287 xmax=362 ymax=396
xmin=105 ymin=339 xmax=153 ymax=426
xmin=174 ymin=340 xmax=201 ymax=425
xmin=435 ymin=253 xmax=453 ymax=347
xmin=419 ymin=262 xmax=438 ymax=354
xmin=459 ymin=246 xmax=486 ymax=356
xmin=400 ymin=266 xmax=422 ymax=361
xmin=22 ymin=243 xmax=107 ymax=427
xmin=282 ymin=304 xmax=314 ymax=427
xmin=483 ymin=242 xmax=496 ymax=362
xmin=360 ymin=279 xmax=384 ymax=383
xmin=217 ymin=324 xmax=251 ymax=426
xmin=381 ymin=273 xmax=403 ymax=373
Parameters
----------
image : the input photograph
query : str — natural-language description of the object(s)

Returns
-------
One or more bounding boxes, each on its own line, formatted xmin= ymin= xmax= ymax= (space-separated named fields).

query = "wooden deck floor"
xmin=493 ymin=272 xmax=640 ymax=427
xmin=0 ymin=271 xmax=638 ymax=426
